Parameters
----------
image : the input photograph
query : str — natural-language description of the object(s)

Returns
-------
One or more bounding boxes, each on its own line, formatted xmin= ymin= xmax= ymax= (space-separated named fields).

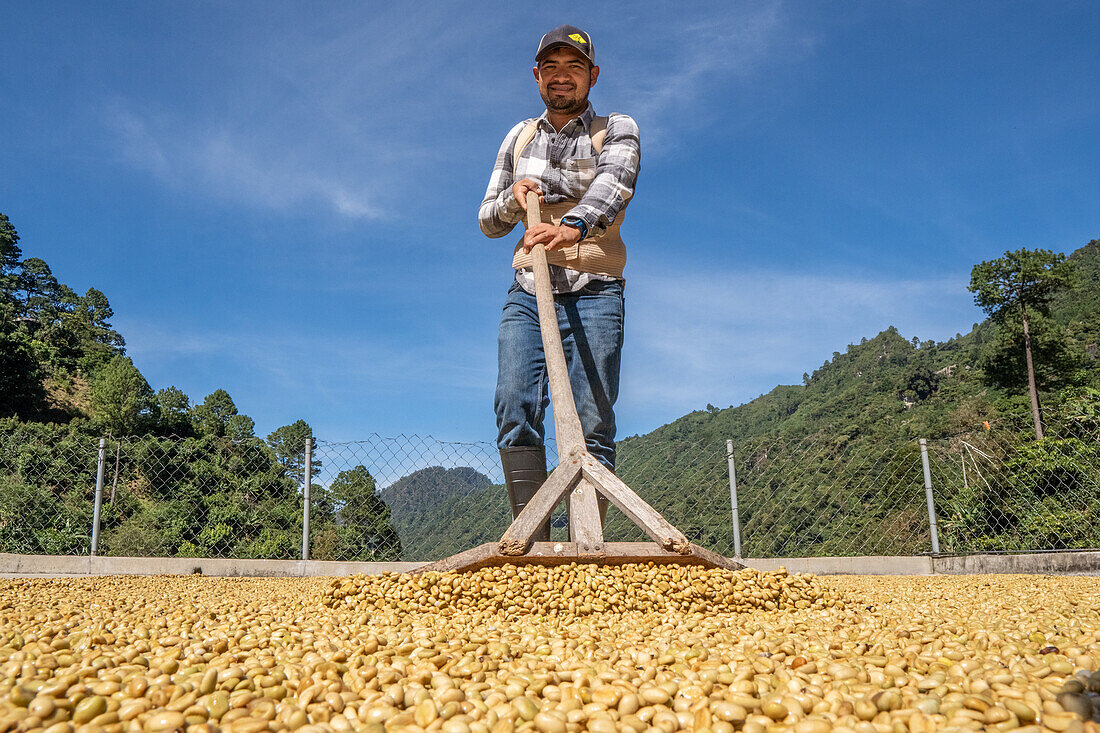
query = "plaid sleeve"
xmin=478 ymin=121 xmax=530 ymax=238
xmin=567 ymin=113 xmax=640 ymax=238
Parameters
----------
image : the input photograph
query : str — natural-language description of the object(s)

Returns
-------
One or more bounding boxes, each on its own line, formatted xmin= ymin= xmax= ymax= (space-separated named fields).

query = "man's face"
xmin=533 ymin=48 xmax=599 ymax=116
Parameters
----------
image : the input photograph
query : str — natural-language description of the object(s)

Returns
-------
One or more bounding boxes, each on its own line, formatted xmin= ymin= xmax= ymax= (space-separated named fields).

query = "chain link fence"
xmin=730 ymin=435 xmax=932 ymax=558
xmin=926 ymin=421 xmax=1100 ymax=553
xmin=1 ymin=421 xmax=1097 ymax=561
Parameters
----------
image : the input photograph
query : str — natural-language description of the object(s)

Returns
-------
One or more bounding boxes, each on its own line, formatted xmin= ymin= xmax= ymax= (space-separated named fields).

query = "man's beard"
xmin=541 ymin=90 xmax=588 ymax=116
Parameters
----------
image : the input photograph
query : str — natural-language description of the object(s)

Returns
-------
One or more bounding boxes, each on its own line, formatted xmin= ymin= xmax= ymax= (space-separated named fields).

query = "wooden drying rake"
xmin=414 ymin=193 xmax=743 ymax=574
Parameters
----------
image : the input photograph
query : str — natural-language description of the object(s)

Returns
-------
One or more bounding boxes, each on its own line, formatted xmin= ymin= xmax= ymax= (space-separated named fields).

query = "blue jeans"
xmin=495 ymin=278 xmax=624 ymax=470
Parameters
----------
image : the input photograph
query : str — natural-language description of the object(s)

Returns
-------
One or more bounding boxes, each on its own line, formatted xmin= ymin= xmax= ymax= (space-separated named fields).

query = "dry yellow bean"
xmin=532 ymin=711 xmax=565 ymax=733
xmin=0 ymin=569 xmax=1095 ymax=733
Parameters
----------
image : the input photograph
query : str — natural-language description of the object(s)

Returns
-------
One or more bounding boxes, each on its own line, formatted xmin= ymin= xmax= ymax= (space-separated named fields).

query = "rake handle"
xmin=525 ymin=191 xmax=587 ymax=457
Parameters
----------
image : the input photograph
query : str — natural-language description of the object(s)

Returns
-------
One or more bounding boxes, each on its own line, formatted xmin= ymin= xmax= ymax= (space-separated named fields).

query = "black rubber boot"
xmin=500 ymin=446 xmax=550 ymax=541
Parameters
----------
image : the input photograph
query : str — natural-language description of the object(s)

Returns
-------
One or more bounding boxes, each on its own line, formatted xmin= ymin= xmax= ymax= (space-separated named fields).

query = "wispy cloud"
xmin=599 ymin=2 xmax=816 ymax=148
xmin=107 ymin=108 xmax=383 ymax=220
xmin=619 ymin=265 xmax=978 ymax=417
xmin=98 ymin=6 xmax=519 ymax=223
xmin=100 ymin=4 xmax=808 ymax=220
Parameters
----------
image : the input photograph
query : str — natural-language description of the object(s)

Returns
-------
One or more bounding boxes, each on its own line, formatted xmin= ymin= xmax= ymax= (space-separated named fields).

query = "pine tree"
xmin=90 ymin=355 xmax=154 ymax=435
xmin=969 ymin=248 xmax=1076 ymax=439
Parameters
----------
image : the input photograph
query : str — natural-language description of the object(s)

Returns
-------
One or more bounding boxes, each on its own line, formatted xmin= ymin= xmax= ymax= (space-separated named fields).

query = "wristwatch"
xmin=560 ymin=216 xmax=588 ymax=241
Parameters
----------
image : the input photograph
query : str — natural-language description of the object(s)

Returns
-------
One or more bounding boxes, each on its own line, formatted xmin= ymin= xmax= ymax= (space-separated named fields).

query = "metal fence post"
xmin=726 ymin=439 xmax=742 ymax=557
xmin=91 ymin=438 xmax=106 ymax=556
xmin=302 ymin=437 xmax=312 ymax=561
xmin=919 ymin=438 xmax=940 ymax=554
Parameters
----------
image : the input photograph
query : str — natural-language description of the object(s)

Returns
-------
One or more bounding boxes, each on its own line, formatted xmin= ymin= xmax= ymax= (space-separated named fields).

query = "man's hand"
xmin=512 ymin=179 xmax=544 ymax=210
xmin=523 ymin=222 xmax=583 ymax=253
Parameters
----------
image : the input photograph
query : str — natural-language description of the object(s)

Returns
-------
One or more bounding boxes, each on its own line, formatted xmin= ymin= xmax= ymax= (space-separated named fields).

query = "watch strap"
xmin=561 ymin=216 xmax=588 ymax=240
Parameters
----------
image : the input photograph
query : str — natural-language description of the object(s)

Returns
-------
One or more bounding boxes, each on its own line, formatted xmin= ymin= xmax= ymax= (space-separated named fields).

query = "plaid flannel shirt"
xmin=478 ymin=103 xmax=640 ymax=293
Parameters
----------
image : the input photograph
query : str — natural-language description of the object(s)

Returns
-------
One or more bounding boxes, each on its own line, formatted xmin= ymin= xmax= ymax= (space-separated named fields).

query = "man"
xmin=478 ymin=24 xmax=640 ymax=539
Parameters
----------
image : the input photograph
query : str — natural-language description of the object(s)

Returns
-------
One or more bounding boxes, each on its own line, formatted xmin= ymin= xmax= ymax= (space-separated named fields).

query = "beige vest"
xmin=510 ymin=116 xmax=628 ymax=278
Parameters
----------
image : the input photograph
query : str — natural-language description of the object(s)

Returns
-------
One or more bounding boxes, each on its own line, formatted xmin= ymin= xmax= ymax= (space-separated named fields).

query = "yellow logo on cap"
xmin=569 ymin=33 xmax=587 ymax=43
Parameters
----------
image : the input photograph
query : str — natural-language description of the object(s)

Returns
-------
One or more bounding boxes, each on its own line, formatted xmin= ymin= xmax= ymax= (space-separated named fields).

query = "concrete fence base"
xmin=743 ymin=551 xmax=1100 ymax=576
xmin=0 ymin=553 xmax=422 ymax=578
xmin=3 ymin=551 xmax=1099 ymax=578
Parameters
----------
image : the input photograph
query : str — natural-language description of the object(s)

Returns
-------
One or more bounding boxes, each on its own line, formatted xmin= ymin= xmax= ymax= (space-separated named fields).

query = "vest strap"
xmin=512 ymin=115 xmax=609 ymax=173
xmin=512 ymin=122 xmax=538 ymax=169
xmin=589 ymin=116 xmax=608 ymax=154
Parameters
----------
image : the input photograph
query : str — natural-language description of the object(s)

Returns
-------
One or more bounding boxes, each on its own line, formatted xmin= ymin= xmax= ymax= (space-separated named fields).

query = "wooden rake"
xmin=413 ymin=193 xmax=743 ymax=574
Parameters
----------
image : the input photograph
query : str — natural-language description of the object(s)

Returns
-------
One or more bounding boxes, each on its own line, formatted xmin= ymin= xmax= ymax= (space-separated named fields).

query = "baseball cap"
xmin=535 ymin=25 xmax=595 ymax=65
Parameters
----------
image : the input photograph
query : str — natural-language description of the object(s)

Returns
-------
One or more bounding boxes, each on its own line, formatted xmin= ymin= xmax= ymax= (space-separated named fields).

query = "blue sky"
xmin=2 ymin=1 xmax=1098 ymax=444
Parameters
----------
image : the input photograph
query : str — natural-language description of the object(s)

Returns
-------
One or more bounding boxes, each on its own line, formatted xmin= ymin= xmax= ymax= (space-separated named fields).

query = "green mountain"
xmin=380 ymin=466 xmax=495 ymax=558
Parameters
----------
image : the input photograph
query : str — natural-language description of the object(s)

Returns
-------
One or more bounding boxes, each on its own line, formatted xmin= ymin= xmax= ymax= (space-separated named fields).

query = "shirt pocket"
xmin=563 ymin=156 xmax=598 ymax=197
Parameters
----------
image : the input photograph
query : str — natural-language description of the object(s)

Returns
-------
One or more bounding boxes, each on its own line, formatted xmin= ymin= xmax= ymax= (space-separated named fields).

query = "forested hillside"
xmin=0 ymin=213 xmax=402 ymax=559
